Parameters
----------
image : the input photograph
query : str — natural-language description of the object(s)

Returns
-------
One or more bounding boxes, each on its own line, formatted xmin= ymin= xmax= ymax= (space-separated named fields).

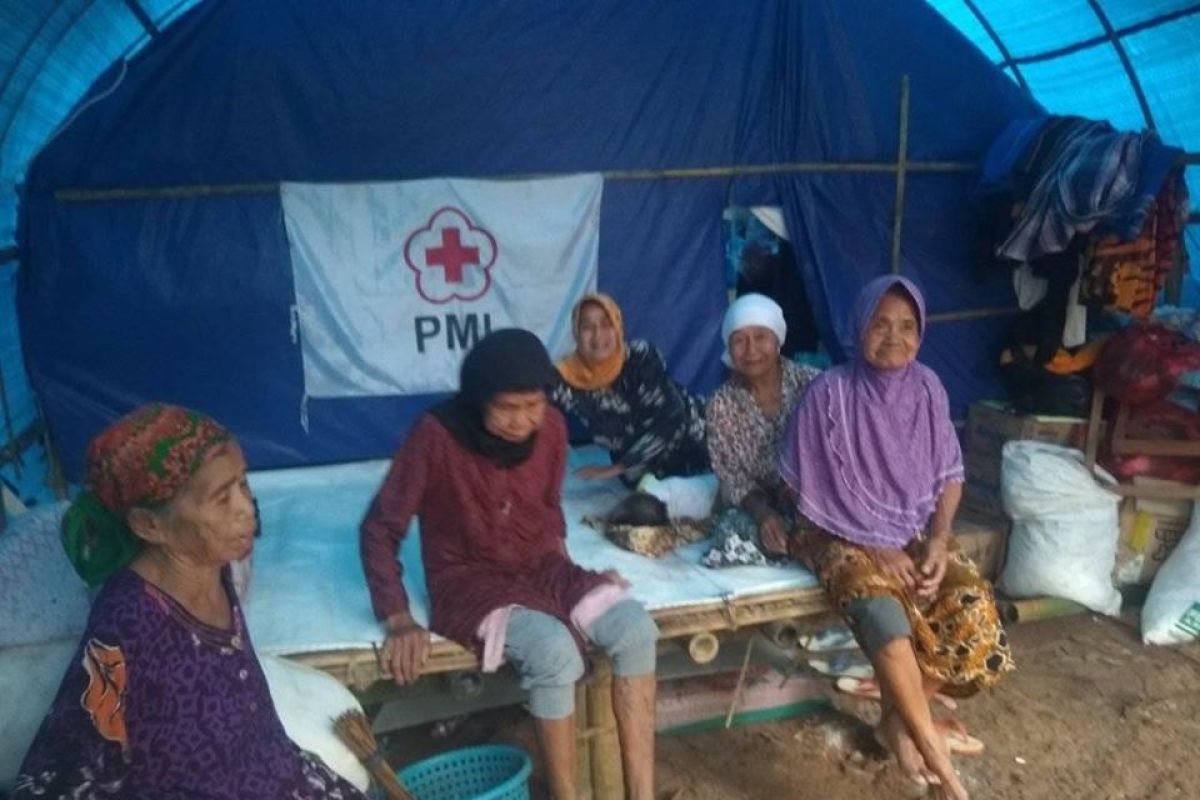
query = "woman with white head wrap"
xmin=703 ymin=294 xmax=820 ymax=567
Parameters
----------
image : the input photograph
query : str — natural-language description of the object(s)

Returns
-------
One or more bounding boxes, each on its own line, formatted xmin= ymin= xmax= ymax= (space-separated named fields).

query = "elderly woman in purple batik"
xmin=782 ymin=277 xmax=1013 ymax=800
xmin=13 ymin=404 xmax=366 ymax=800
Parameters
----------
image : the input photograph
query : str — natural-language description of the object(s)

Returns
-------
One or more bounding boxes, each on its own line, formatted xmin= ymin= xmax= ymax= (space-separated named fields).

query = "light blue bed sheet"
xmin=243 ymin=447 xmax=817 ymax=657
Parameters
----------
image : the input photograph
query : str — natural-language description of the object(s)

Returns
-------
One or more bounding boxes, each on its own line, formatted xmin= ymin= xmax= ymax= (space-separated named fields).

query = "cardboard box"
xmin=1113 ymin=479 xmax=1194 ymax=586
xmin=953 ymin=508 xmax=1009 ymax=581
xmin=962 ymin=401 xmax=1089 ymax=518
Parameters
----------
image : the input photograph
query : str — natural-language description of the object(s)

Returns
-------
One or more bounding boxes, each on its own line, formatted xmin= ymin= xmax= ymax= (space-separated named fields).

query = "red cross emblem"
xmin=403 ymin=207 xmax=497 ymax=304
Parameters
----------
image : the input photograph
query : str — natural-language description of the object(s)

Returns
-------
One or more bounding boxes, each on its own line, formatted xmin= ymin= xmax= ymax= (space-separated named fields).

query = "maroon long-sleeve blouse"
xmin=360 ymin=408 xmax=609 ymax=650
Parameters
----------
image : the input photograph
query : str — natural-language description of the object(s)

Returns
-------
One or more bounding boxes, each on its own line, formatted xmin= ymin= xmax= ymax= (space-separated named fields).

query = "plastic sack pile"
xmin=999 ymin=442 xmax=1123 ymax=615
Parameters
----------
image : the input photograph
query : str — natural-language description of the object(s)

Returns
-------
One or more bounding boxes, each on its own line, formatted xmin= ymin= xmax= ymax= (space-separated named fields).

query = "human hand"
xmin=758 ymin=513 xmax=790 ymax=557
xmin=574 ymin=464 xmax=625 ymax=481
xmin=870 ymin=548 xmax=920 ymax=592
xmin=601 ymin=569 xmax=631 ymax=589
xmin=381 ymin=612 xmax=431 ymax=686
xmin=917 ymin=536 xmax=950 ymax=599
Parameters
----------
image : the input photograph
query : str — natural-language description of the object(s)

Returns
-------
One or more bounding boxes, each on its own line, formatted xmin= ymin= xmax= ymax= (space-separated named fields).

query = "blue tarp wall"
xmin=5 ymin=0 xmax=1169 ymax=480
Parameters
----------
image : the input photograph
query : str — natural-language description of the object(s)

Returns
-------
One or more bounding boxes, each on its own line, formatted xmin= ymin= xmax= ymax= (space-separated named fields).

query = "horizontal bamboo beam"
xmin=926 ymin=306 xmax=1021 ymax=324
xmin=1104 ymin=483 xmax=1200 ymax=500
xmin=53 ymin=160 xmax=979 ymax=204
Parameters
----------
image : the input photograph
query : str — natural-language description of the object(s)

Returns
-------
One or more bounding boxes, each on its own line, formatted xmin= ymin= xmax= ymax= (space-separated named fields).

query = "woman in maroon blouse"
xmin=361 ymin=329 xmax=659 ymax=800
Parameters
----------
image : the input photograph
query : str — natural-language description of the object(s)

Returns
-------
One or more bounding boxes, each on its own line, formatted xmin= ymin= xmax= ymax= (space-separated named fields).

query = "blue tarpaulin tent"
xmin=1 ymin=0 xmax=1197 ymax=491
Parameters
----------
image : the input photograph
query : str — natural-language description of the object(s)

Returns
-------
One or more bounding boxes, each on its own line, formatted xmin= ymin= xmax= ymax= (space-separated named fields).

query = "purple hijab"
xmin=780 ymin=276 xmax=963 ymax=549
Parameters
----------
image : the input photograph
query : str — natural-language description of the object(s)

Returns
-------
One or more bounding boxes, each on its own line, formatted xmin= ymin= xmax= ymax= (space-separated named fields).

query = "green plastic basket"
xmin=397 ymin=744 xmax=532 ymax=800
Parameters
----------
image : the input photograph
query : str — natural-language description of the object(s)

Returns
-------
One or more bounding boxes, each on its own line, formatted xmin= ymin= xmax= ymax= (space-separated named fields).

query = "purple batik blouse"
xmin=12 ymin=568 xmax=365 ymax=800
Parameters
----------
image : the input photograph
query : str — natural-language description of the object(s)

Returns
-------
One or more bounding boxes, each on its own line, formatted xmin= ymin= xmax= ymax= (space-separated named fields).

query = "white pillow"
xmin=0 ymin=639 xmax=78 ymax=791
xmin=260 ymin=654 xmax=371 ymax=791
xmin=638 ymin=473 xmax=718 ymax=519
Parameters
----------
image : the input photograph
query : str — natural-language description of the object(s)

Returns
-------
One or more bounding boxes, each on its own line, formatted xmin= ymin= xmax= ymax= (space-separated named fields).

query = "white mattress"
xmin=244 ymin=447 xmax=817 ymax=656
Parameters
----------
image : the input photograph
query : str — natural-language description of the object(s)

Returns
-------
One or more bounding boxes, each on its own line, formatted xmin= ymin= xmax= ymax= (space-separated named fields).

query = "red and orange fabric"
xmin=80 ymin=638 xmax=130 ymax=758
xmin=85 ymin=403 xmax=231 ymax=513
xmin=1082 ymin=170 xmax=1189 ymax=319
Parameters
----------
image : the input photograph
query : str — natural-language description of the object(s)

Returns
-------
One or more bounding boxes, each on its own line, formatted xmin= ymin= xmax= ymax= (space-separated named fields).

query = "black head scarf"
xmin=431 ymin=328 xmax=557 ymax=467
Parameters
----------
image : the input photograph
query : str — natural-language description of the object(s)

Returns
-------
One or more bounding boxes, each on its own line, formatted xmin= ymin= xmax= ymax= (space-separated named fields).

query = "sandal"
xmin=834 ymin=676 xmax=960 ymax=711
xmin=807 ymin=652 xmax=874 ymax=680
xmin=935 ymin=718 xmax=984 ymax=757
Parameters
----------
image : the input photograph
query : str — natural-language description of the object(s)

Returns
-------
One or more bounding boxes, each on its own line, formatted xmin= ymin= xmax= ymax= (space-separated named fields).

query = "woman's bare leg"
xmin=874 ymin=638 xmax=969 ymax=800
xmin=535 ymin=715 xmax=578 ymax=800
xmin=613 ymin=674 xmax=657 ymax=800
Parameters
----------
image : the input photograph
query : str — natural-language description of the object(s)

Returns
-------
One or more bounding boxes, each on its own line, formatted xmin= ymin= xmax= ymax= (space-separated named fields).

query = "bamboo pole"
xmin=890 ymin=74 xmax=911 ymax=275
xmin=999 ymin=597 xmax=1087 ymax=624
xmin=925 ymin=307 xmax=1021 ymax=324
xmin=686 ymin=632 xmax=720 ymax=664
xmin=575 ymin=684 xmax=594 ymax=800
xmin=762 ymin=619 xmax=801 ymax=649
xmin=586 ymin=659 xmax=624 ymax=800
xmin=723 ymin=637 xmax=756 ymax=729
xmin=52 ymin=159 xmax=977 ymax=204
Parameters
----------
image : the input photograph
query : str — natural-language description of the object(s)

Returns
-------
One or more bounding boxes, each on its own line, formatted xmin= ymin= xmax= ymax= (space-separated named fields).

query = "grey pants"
xmin=846 ymin=595 xmax=913 ymax=659
xmin=502 ymin=599 xmax=659 ymax=719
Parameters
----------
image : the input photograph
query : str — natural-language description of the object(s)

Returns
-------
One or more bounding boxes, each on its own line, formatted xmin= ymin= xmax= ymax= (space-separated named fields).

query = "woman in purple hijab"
xmin=782 ymin=277 xmax=1013 ymax=800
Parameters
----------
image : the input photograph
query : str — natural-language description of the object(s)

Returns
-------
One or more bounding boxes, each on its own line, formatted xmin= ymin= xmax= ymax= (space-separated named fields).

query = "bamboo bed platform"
xmin=241 ymin=451 xmax=829 ymax=689
xmin=287 ymin=584 xmax=832 ymax=688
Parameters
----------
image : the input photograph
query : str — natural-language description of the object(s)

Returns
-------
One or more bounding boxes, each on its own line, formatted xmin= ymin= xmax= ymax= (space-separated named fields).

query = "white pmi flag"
xmin=281 ymin=175 xmax=602 ymax=397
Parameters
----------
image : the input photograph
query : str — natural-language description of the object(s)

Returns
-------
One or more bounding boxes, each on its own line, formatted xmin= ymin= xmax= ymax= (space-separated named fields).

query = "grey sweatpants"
xmin=502 ymin=599 xmax=658 ymax=719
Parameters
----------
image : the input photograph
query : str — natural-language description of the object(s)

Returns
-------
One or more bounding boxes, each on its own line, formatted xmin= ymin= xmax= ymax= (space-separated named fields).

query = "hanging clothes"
xmin=1081 ymin=170 xmax=1190 ymax=320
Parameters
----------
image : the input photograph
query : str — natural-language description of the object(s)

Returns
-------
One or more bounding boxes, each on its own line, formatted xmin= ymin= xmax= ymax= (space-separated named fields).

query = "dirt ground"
xmin=386 ymin=612 xmax=1200 ymax=800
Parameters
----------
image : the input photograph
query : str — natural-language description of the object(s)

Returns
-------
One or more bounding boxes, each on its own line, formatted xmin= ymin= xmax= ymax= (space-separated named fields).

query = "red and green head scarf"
xmin=62 ymin=404 xmax=232 ymax=585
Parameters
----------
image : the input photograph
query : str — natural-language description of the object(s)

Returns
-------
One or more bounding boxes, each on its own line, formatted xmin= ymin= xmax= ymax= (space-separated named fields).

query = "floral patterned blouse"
xmin=552 ymin=340 xmax=709 ymax=483
xmin=706 ymin=359 xmax=821 ymax=507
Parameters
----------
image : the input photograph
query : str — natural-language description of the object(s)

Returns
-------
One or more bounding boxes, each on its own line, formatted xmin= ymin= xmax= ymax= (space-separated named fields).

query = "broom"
xmin=333 ymin=710 xmax=416 ymax=800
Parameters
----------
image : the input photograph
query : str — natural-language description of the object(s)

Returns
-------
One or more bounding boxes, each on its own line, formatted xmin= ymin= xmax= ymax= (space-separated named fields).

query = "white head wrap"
xmin=720 ymin=293 xmax=787 ymax=367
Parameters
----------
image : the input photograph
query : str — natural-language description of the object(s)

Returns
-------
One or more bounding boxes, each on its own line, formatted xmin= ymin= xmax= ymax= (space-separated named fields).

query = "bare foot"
xmin=878 ymin=710 xmax=933 ymax=784
xmin=880 ymin=710 xmax=971 ymax=800
xmin=912 ymin=731 xmax=969 ymax=800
